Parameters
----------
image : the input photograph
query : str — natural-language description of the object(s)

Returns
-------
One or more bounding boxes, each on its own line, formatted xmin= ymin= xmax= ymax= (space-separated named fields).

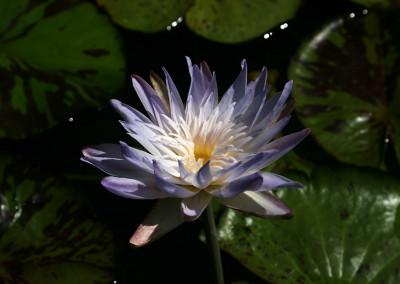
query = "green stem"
xmin=202 ymin=203 xmax=224 ymax=284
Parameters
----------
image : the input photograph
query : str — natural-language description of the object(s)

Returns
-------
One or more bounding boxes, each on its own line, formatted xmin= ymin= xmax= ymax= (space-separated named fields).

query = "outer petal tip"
xmin=129 ymin=224 xmax=155 ymax=248
xmin=130 ymin=198 xmax=185 ymax=247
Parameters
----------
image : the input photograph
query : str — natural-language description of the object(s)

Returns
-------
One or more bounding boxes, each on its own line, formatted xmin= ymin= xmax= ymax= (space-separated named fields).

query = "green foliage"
xmin=0 ymin=153 xmax=115 ymax=283
xmin=217 ymin=166 xmax=400 ymax=283
xmin=96 ymin=0 xmax=301 ymax=43
xmin=97 ymin=0 xmax=193 ymax=32
xmin=0 ymin=0 xmax=126 ymax=138
xmin=185 ymin=0 xmax=301 ymax=43
xmin=288 ymin=13 xmax=400 ymax=168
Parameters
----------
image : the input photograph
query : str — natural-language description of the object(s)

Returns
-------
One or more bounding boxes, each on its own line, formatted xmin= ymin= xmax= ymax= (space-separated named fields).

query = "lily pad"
xmin=0 ymin=153 xmax=115 ymax=283
xmin=97 ymin=0 xmax=193 ymax=32
xmin=217 ymin=166 xmax=400 ymax=283
xmin=288 ymin=13 xmax=400 ymax=168
xmin=185 ymin=0 xmax=302 ymax=43
xmin=0 ymin=0 xmax=126 ymax=139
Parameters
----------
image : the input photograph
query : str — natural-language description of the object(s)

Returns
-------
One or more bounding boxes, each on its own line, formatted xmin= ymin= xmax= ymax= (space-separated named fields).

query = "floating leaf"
xmin=217 ymin=166 xmax=400 ymax=283
xmin=0 ymin=0 xmax=126 ymax=138
xmin=185 ymin=0 xmax=302 ymax=43
xmin=0 ymin=153 xmax=115 ymax=283
xmin=97 ymin=0 xmax=193 ymax=32
xmin=288 ymin=13 xmax=400 ymax=168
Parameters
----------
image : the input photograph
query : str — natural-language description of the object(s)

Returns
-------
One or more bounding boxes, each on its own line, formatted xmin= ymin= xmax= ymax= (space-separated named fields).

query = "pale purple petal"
xmin=127 ymin=132 xmax=162 ymax=157
xmin=101 ymin=176 xmax=168 ymax=199
xmin=81 ymin=144 xmax=146 ymax=178
xmin=215 ymin=191 xmax=294 ymax=219
xmin=251 ymin=66 xmax=268 ymax=97
xmin=210 ymin=173 xmax=263 ymax=198
xmin=260 ymin=128 xmax=311 ymax=160
xmin=193 ymin=161 xmax=212 ymax=189
xmin=186 ymin=57 xmax=205 ymax=109
xmin=260 ymin=172 xmax=303 ymax=190
xmin=119 ymin=141 xmax=154 ymax=173
xmin=178 ymin=160 xmax=194 ymax=184
xmin=181 ymin=191 xmax=212 ymax=221
xmin=131 ymin=75 xmax=169 ymax=123
xmin=200 ymin=73 xmax=218 ymax=110
xmin=233 ymin=129 xmax=310 ymax=174
xmin=200 ymin=61 xmax=213 ymax=83
xmin=155 ymin=161 xmax=185 ymax=184
xmin=110 ymin=99 xmax=152 ymax=124
xmin=153 ymin=161 xmax=197 ymax=198
xmin=239 ymin=87 xmax=269 ymax=128
xmin=219 ymin=60 xmax=247 ymax=110
xmin=245 ymin=115 xmax=292 ymax=151
xmin=212 ymin=162 xmax=243 ymax=182
xmin=130 ymin=198 xmax=184 ymax=247
xmin=251 ymin=80 xmax=293 ymax=130
xmin=274 ymin=97 xmax=296 ymax=123
xmin=235 ymin=68 xmax=268 ymax=124
xmin=224 ymin=150 xmax=279 ymax=182
xmin=162 ymin=68 xmax=185 ymax=121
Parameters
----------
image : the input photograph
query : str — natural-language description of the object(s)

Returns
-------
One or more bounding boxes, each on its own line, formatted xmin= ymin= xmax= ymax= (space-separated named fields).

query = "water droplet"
xmin=363 ymin=9 xmax=368 ymax=15
xmin=177 ymin=17 xmax=183 ymax=23
xmin=350 ymin=13 xmax=355 ymax=19
xmin=385 ymin=138 xmax=389 ymax=143
xmin=171 ymin=21 xmax=178 ymax=27
xmin=68 ymin=117 xmax=74 ymax=122
xmin=263 ymin=33 xmax=270 ymax=39
xmin=280 ymin=23 xmax=288 ymax=30
xmin=166 ymin=26 xmax=172 ymax=31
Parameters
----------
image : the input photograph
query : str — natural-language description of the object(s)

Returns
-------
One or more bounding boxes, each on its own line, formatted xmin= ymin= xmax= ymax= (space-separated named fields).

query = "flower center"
xmin=194 ymin=153 xmax=209 ymax=166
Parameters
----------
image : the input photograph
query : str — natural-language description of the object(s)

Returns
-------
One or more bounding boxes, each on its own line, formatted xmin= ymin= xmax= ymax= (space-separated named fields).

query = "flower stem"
xmin=202 ymin=203 xmax=224 ymax=284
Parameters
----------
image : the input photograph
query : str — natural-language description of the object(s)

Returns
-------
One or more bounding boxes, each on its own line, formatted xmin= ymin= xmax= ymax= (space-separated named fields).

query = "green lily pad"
xmin=217 ymin=166 xmax=400 ymax=283
xmin=0 ymin=0 xmax=126 ymax=139
xmin=185 ymin=0 xmax=302 ymax=43
xmin=288 ymin=13 xmax=400 ymax=168
xmin=97 ymin=0 xmax=193 ymax=32
xmin=0 ymin=153 xmax=115 ymax=283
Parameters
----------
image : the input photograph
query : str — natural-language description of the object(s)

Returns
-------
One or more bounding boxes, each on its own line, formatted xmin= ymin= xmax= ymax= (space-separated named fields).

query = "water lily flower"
xmin=82 ymin=57 xmax=310 ymax=247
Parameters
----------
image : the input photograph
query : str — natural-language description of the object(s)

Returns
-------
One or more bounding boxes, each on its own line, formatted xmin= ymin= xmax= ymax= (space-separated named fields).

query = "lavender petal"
xmin=101 ymin=176 xmax=168 ymax=199
xmin=181 ymin=191 xmax=212 ymax=221
xmin=210 ymin=172 xmax=263 ymax=198
xmin=215 ymin=191 xmax=294 ymax=219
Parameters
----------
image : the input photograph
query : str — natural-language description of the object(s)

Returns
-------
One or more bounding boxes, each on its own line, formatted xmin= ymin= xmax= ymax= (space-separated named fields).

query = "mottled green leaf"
xmin=288 ymin=13 xmax=400 ymax=168
xmin=0 ymin=0 xmax=126 ymax=138
xmin=217 ymin=166 xmax=400 ymax=283
xmin=0 ymin=153 xmax=114 ymax=283
xmin=97 ymin=0 xmax=193 ymax=32
xmin=185 ymin=0 xmax=302 ymax=43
